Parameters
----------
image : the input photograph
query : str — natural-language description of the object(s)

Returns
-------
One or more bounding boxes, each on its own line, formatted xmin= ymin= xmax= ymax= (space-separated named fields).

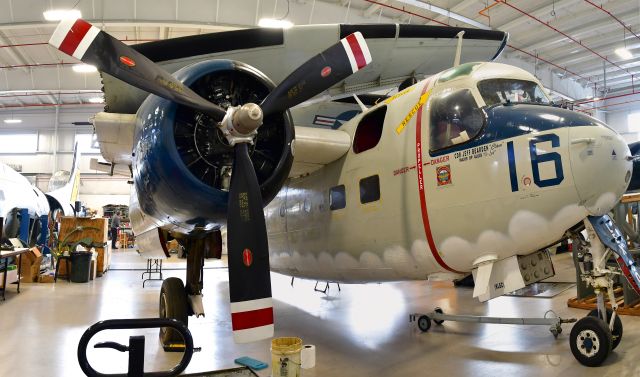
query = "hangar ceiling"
xmin=0 ymin=0 xmax=638 ymax=111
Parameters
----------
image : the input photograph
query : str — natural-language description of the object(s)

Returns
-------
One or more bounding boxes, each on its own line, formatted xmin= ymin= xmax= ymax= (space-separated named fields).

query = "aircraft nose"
xmin=569 ymin=124 xmax=632 ymax=215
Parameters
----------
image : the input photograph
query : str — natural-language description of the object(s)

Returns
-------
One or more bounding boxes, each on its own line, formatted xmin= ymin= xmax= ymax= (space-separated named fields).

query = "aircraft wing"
xmin=91 ymin=109 xmax=354 ymax=178
xmin=103 ymin=24 xmax=508 ymax=114
xmin=94 ymin=24 xmax=506 ymax=176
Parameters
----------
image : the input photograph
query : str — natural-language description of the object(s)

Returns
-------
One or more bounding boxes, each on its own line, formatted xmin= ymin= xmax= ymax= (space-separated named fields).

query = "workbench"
xmin=0 ymin=248 xmax=27 ymax=301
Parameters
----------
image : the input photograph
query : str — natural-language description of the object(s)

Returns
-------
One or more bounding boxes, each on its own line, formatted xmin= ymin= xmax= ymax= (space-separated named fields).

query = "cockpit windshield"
xmin=478 ymin=79 xmax=550 ymax=106
xmin=429 ymin=89 xmax=485 ymax=151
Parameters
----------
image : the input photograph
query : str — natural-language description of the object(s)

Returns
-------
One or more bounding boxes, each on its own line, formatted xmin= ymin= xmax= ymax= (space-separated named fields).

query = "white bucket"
xmin=271 ymin=337 xmax=302 ymax=377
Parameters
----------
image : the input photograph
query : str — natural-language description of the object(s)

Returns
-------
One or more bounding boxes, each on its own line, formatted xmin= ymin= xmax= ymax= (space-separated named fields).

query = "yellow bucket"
xmin=271 ymin=337 xmax=303 ymax=377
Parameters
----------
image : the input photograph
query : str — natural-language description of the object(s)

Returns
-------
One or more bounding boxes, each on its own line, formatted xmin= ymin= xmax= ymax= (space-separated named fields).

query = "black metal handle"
xmin=94 ymin=341 xmax=129 ymax=352
xmin=77 ymin=318 xmax=194 ymax=377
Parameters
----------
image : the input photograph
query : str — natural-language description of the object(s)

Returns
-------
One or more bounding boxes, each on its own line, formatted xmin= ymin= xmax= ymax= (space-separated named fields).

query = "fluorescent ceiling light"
xmin=43 ymin=9 xmax=81 ymax=21
xmin=4 ymin=119 xmax=22 ymax=124
xmin=615 ymin=47 xmax=633 ymax=60
xmin=87 ymin=97 xmax=104 ymax=103
xmin=258 ymin=18 xmax=293 ymax=29
xmin=72 ymin=64 xmax=97 ymax=73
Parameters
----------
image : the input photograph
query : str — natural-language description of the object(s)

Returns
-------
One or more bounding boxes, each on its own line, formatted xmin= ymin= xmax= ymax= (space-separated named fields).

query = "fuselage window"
xmin=359 ymin=175 xmax=380 ymax=204
xmin=353 ymin=106 xmax=387 ymax=154
xmin=478 ymin=79 xmax=550 ymax=106
xmin=429 ymin=89 xmax=485 ymax=151
xmin=329 ymin=185 xmax=346 ymax=210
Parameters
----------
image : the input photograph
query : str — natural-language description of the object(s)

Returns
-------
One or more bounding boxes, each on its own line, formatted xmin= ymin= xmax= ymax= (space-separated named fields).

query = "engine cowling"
xmin=131 ymin=60 xmax=294 ymax=235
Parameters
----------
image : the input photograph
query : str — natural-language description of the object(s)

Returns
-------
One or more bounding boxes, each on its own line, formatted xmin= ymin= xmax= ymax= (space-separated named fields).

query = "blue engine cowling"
xmin=131 ymin=60 xmax=294 ymax=235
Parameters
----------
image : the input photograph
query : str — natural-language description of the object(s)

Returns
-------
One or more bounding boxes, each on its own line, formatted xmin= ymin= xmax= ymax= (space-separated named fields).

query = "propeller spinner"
xmin=49 ymin=18 xmax=372 ymax=342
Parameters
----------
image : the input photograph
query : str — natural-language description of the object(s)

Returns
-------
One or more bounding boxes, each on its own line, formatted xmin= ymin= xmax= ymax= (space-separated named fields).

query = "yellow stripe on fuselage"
xmin=395 ymin=90 xmax=431 ymax=134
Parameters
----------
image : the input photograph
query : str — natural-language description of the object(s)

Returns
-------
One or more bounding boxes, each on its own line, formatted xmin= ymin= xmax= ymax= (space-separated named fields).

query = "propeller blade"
xmin=48 ymin=19 xmax=226 ymax=119
xmin=260 ymin=31 xmax=372 ymax=115
xmin=227 ymin=143 xmax=274 ymax=343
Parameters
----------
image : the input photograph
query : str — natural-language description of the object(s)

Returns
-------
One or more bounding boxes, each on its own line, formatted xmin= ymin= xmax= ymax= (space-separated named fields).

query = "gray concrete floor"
xmin=1 ymin=251 xmax=640 ymax=376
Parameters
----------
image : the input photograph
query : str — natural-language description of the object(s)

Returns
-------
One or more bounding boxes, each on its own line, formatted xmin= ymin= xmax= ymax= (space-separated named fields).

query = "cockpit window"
xmin=437 ymin=63 xmax=482 ymax=84
xmin=429 ymin=89 xmax=485 ymax=151
xmin=478 ymin=79 xmax=550 ymax=106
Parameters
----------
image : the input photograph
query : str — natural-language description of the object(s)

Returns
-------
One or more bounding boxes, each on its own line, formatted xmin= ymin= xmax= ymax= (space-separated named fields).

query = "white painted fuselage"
xmin=265 ymin=62 xmax=631 ymax=282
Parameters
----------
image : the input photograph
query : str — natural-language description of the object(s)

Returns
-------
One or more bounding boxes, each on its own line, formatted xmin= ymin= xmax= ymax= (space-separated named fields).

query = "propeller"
xmin=50 ymin=19 xmax=372 ymax=343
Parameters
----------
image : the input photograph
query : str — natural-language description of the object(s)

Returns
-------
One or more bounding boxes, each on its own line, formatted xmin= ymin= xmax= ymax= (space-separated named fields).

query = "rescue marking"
xmin=384 ymin=86 xmax=415 ymax=104
xmin=414 ymin=83 xmax=462 ymax=274
xmin=396 ymin=90 xmax=431 ymax=134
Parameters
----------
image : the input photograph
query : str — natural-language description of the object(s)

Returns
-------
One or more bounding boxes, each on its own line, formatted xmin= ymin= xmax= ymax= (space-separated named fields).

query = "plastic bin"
xmin=70 ymin=252 xmax=92 ymax=283
xmin=271 ymin=337 xmax=302 ymax=377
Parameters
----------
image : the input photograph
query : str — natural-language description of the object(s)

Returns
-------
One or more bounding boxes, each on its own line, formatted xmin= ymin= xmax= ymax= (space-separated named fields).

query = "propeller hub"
xmin=219 ymin=103 xmax=264 ymax=145
xmin=233 ymin=103 xmax=264 ymax=135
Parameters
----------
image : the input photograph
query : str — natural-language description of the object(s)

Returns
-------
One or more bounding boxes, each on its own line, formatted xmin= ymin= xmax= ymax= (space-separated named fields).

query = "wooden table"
xmin=0 ymin=248 xmax=28 ymax=301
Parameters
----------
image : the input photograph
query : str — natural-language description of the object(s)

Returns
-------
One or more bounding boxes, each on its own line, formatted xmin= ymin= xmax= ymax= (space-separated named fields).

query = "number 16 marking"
xmin=507 ymin=133 xmax=564 ymax=192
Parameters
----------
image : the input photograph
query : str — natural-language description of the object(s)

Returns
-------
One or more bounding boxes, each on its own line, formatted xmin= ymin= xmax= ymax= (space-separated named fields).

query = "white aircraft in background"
xmin=50 ymin=18 xmax=639 ymax=367
xmin=0 ymin=144 xmax=81 ymax=245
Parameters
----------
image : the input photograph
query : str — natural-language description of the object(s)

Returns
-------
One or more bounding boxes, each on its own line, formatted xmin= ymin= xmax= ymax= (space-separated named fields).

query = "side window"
xmin=429 ymin=89 xmax=484 ymax=151
xmin=359 ymin=175 xmax=380 ymax=204
xmin=329 ymin=185 xmax=346 ymax=210
xmin=353 ymin=106 xmax=387 ymax=153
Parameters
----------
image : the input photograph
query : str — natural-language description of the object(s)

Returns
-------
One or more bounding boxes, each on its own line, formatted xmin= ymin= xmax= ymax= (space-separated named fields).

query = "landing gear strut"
xmin=566 ymin=215 xmax=639 ymax=366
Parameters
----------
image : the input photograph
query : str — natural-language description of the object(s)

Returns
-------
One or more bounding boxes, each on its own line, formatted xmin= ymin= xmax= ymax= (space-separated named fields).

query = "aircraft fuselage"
xmin=265 ymin=62 xmax=631 ymax=282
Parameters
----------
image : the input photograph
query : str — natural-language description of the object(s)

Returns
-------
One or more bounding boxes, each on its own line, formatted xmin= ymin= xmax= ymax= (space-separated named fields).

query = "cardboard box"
xmin=0 ymin=268 xmax=18 ymax=288
xmin=38 ymin=274 xmax=55 ymax=283
xmin=19 ymin=247 xmax=43 ymax=283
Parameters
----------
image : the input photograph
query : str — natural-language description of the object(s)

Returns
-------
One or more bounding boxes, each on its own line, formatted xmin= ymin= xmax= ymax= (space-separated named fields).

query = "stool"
xmin=55 ymin=256 xmax=71 ymax=282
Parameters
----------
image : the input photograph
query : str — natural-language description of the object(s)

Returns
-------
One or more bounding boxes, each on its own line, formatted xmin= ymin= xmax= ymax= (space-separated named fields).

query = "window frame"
xmin=359 ymin=174 xmax=381 ymax=204
xmin=74 ymin=133 xmax=101 ymax=154
xmin=329 ymin=184 xmax=347 ymax=211
xmin=428 ymin=88 xmax=486 ymax=153
xmin=0 ymin=133 xmax=38 ymax=154
xmin=353 ymin=106 xmax=387 ymax=154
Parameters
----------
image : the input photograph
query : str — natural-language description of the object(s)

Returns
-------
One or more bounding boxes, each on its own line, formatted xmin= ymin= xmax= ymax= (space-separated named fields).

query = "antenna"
xmin=454 ymin=31 xmax=465 ymax=67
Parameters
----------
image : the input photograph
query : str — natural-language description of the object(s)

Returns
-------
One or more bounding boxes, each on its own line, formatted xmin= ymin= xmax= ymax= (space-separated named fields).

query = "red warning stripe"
xmin=231 ymin=307 xmax=274 ymax=331
xmin=415 ymin=82 xmax=462 ymax=274
xmin=59 ymin=19 xmax=92 ymax=57
xmin=345 ymin=34 xmax=366 ymax=70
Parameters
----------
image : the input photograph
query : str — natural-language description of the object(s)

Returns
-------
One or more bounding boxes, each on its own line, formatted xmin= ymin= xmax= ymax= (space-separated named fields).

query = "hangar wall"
xmin=0 ymin=106 xmax=130 ymax=214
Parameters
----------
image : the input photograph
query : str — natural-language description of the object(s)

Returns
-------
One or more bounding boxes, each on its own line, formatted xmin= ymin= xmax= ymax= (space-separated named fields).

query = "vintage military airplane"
xmin=50 ymin=19 xmax=640 ymax=367
xmin=0 ymin=145 xmax=81 ymax=245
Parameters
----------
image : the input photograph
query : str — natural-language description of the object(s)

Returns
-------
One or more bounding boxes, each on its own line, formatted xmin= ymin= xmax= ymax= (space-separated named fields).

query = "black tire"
xmin=417 ymin=315 xmax=431 ymax=332
xmin=570 ymin=316 xmax=612 ymax=367
xmin=159 ymin=277 xmax=189 ymax=345
xmin=433 ymin=307 xmax=445 ymax=325
xmin=588 ymin=308 xmax=623 ymax=350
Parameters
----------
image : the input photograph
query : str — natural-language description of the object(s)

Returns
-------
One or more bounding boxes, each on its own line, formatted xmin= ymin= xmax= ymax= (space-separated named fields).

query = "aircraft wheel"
xmin=159 ymin=277 xmax=189 ymax=345
xmin=433 ymin=307 xmax=445 ymax=325
xmin=417 ymin=315 xmax=431 ymax=332
xmin=570 ymin=316 xmax=612 ymax=367
xmin=588 ymin=308 xmax=623 ymax=350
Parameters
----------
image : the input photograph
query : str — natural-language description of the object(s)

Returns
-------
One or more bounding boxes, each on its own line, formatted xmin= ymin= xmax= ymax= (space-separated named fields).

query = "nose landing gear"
xmin=566 ymin=215 xmax=639 ymax=366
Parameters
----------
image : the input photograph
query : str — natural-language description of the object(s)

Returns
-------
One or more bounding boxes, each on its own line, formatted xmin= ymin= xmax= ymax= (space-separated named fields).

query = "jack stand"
xmin=410 ymin=307 xmax=575 ymax=338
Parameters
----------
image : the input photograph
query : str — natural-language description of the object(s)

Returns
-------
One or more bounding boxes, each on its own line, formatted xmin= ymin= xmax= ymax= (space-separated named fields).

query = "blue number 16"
xmin=507 ymin=133 xmax=564 ymax=192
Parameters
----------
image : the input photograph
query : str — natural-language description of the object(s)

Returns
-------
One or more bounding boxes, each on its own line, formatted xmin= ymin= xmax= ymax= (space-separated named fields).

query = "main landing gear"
xmin=158 ymin=230 xmax=222 ymax=350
